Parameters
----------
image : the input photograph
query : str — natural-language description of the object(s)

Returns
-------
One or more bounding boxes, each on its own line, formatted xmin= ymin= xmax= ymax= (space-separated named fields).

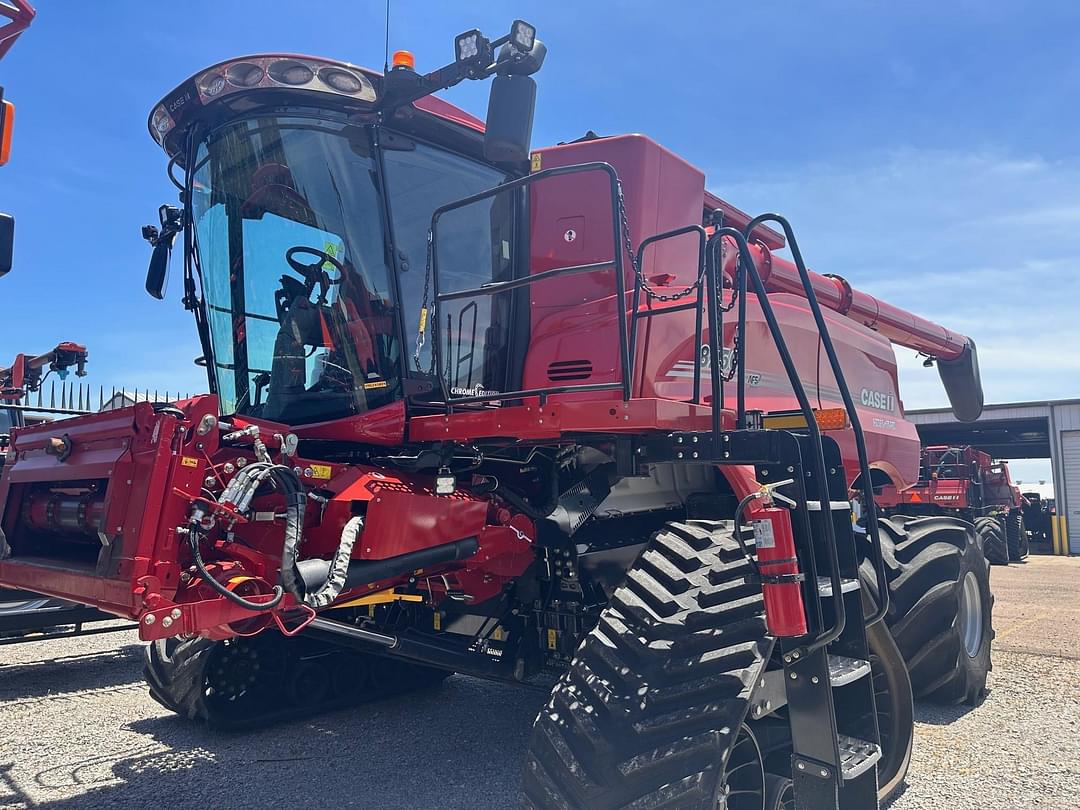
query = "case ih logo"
xmin=860 ymin=387 xmax=895 ymax=412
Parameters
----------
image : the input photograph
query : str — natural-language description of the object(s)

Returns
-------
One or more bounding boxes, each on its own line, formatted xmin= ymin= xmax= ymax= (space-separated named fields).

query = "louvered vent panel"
xmin=547 ymin=360 xmax=593 ymax=381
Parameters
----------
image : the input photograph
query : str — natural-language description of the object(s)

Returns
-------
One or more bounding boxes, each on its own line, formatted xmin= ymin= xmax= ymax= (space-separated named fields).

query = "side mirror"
xmin=142 ymin=204 xmax=182 ymax=300
xmin=482 ymin=33 xmax=545 ymax=165
xmin=0 ymin=212 xmax=13 ymax=277
xmin=484 ymin=73 xmax=537 ymax=164
xmin=145 ymin=240 xmax=173 ymax=299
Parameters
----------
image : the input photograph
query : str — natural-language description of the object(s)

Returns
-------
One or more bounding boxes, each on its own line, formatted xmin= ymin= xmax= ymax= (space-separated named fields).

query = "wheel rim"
xmin=959 ymin=571 xmax=984 ymax=657
xmin=718 ymin=724 xmax=765 ymax=809
xmin=203 ymin=635 xmax=286 ymax=717
xmin=204 ymin=639 xmax=263 ymax=714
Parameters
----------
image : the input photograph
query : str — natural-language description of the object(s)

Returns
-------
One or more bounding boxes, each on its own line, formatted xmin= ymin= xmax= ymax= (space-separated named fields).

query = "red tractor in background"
xmin=878 ymin=445 xmax=1029 ymax=563
xmin=0 ymin=21 xmax=995 ymax=808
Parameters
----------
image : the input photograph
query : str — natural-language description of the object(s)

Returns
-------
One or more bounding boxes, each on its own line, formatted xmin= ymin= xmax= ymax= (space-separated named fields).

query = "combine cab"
xmin=0 ymin=21 xmax=994 ymax=808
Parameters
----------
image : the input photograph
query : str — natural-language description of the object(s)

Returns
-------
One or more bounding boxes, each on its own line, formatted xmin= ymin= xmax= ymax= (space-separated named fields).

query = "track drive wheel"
xmin=861 ymin=515 xmax=994 ymax=705
xmin=974 ymin=515 xmax=1009 ymax=565
xmin=522 ymin=520 xmax=772 ymax=809
xmin=145 ymin=630 xmax=451 ymax=729
xmin=1006 ymin=509 xmax=1029 ymax=561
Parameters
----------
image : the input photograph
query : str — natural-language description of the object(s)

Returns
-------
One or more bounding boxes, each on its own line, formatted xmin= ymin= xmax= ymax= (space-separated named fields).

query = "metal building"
xmin=905 ymin=398 xmax=1080 ymax=554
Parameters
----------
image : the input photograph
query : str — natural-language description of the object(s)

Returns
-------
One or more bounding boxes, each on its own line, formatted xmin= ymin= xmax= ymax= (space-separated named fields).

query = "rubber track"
xmin=522 ymin=520 xmax=771 ymax=809
xmin=145 ymin=633 xmax=450 ymax=730
xmin=974 ymin=516 xmax=1009 ymax=565
xmin=860 ymin=515 xmax=993 ymax=704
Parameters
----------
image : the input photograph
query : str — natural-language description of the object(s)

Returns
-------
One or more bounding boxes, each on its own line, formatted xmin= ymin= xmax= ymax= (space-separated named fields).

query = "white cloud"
xmin=710 ymin=148 xmax=1080 ymax=408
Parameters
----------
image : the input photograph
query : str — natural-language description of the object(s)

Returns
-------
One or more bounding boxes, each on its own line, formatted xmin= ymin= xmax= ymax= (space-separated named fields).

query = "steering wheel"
xmin=285 ymin=246 xmax=345 ymax=303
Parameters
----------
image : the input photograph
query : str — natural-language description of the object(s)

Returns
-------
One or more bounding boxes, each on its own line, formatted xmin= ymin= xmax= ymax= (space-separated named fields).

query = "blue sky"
xmin=2 ymin=1 xmax=1075 ymax=480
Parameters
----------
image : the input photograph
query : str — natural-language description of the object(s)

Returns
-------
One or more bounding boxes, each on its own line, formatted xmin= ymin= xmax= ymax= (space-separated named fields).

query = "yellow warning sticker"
xmin=434 ymin=612 xmax=442 ymax=631
xmin=322 ymin=240 xmax=344 ymax=271
xmin=530 ymin=152 xmax=542 ymax=172
xmin=309 ymin=464 xmax=332 ymax=480
xmin=363 ymin=380 xmax=388 ymax=391
xmin=547 ymin=628 xmax=557 ymax=650
xmin=180 ymin=456 xmax=199 ymax=468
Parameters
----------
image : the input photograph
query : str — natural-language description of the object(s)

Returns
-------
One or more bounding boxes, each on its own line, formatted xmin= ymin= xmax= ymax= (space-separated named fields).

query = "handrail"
xmin=745 ymin=214 xmax=890 ymax=628
xmin=427 ymin=161 xmax=632 ymax=408
xmin=629 ymin=224 xmax=707 ymax=402
xmin=747 ymin=216 xmax=889 ymax=626
xmin=711 ymin=226 xmax=847 ymax=655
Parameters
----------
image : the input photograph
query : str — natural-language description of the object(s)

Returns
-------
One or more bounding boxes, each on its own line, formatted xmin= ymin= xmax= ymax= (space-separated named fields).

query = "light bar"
xmin=150 ymin=55 xmax=378 ymax=145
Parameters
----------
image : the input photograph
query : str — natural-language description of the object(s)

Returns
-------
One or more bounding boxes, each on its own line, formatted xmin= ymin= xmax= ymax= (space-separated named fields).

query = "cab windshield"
xmin=191 ymin=113 xmax=512 ymax=424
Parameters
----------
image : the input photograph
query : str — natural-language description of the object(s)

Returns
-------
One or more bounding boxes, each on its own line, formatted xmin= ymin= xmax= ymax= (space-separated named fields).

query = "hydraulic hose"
xmin=302 ymin=515 xmax=363 ymax=608
xmin=732 ymin=490 xmax=763 ymax=578
xmin=259 ymin=465 xmax=308 ymax=603
xmin=186 ymin=530 xmax=284 ymax=611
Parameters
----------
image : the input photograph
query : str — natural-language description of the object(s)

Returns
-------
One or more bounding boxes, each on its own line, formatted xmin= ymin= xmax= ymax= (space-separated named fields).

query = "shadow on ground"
xmin=912 ymin=692 xmax=987 ymax=726
xmin=0 ymin=644 xmax=145 ymax=702
xmin=13 ymin=675 xmax=547 ymax=810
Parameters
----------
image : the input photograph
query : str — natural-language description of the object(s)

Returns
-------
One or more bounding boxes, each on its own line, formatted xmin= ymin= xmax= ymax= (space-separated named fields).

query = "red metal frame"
xmin=0 ymin=0 xmax=34 ymax=61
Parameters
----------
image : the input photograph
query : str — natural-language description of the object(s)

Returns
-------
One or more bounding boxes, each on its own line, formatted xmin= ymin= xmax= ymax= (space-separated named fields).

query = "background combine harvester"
xmin=879 ymin=445 xmax=1029 ymax=564
xmin=0 ymin=20 xmax=993 ymax=809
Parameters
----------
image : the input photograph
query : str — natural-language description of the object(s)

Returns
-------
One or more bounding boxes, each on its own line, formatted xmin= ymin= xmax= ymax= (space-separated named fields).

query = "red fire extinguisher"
xmin=747 ymin=503 xmax=808 ymax=637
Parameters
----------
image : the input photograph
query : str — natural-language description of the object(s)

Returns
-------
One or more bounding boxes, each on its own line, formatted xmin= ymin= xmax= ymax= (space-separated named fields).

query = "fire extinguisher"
xmin=745 ymin=502 xmax=808 ymax=637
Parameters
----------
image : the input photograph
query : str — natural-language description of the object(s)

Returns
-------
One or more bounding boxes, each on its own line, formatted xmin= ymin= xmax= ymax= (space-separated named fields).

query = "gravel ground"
xmin=0 ymin=555 xmax=1077 ymax=809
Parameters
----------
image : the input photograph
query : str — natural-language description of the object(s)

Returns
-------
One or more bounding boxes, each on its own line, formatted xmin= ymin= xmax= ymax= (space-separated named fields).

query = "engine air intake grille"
xmin=547 ymin=360 xmax=593 ymax=382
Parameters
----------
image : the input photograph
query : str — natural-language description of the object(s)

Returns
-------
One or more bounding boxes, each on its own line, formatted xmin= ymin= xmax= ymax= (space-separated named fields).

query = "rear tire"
xmin=522 ymin=520 xmax=771 ymax=809
xmin=974 ymin=516 xmax=1009 ymax=566
xmin=861 ymin=515 xmax=993 ymax=705
xmin=1006 ymin=510 xmax=1028 ymax=561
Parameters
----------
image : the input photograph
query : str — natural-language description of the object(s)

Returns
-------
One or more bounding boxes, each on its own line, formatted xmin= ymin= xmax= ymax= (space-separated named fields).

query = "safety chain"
xmin=413 ymin=230 xmax=435 ymax=373
xmin=617 ymin=184 xmax=707 ymax=304
xmin=714 ymin=237 xmax=742 ymax=383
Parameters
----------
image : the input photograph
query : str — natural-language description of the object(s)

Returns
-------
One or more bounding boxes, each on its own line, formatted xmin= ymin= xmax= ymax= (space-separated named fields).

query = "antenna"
xmin=383 ymin=0 xmax=391 ymax=74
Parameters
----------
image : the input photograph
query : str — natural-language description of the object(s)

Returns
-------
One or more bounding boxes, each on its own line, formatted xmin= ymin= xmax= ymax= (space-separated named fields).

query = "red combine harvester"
xmin=0 ymin=22 xmax=993 ymax=808
xmin=878 ymin=445 xmax=1028 ymax=564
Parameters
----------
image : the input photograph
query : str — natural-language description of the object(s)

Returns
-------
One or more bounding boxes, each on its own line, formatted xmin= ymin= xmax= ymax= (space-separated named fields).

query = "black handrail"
xmin=428 ymin=162 xmax=632 ymax=408
xmin=710 ymin=226 xmax=847 ymax=655
xmin=744 ymin=213 xmax=890 ymax=627
xmin=629 ymin=224 xmax=707 ymax=402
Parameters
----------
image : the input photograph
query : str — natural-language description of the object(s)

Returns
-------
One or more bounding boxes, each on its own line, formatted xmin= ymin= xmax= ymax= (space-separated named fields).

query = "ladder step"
xmin=816 ymin=576 xmax=859 ymax=597
xmin=837 ymin=735 xmax=881 ymax=780
xmin=827 ymin=654 xmax=871 ymax=687
xmin=805 ymin=500 xmax=852 ymax=511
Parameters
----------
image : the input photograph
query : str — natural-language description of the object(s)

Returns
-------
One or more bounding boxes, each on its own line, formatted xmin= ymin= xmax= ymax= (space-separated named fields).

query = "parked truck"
xmin=0 ymin=22 xmax=994 ymax=808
